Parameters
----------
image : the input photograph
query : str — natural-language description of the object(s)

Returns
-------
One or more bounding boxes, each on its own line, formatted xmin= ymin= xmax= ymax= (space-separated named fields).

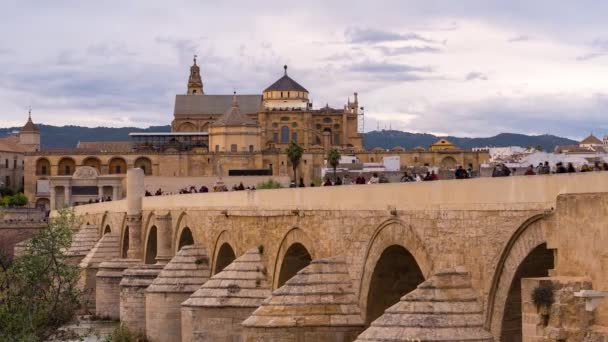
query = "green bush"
xmin=0 ymin=208 xmax=81 ymax=340
xmin=104 ymin=324 xmax=149 ymax=342
xmin=257 ymin=179 xmax=283 ymax=190
xmin=0 ymin=193 xmax=28 ymax=207
xmin=0 ymin=187 xmax=14 ymax=197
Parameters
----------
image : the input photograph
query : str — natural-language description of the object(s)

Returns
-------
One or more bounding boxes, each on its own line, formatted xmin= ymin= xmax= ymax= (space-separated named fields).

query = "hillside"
xmin=0 ymin=125 xmax=577 ymax=151
xmin=364 ymin=130 xmax=577 ymax=152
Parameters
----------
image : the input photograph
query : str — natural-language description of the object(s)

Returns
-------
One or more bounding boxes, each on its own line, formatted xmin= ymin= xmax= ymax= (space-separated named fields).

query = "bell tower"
xmin=187 ymin=55 xmax=204 ymax=95
xmin=19 ymin=108 xmax=41 ymax=152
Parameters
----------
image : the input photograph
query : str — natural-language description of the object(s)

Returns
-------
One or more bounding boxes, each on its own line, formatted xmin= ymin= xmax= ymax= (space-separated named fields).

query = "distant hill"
xmin=0 ymin=125 xmax=577 ymax=152
xmin=0 ymin=125 xmax=171 ymax=149
xmin=364 ymin=130 xmax=578 ymax=152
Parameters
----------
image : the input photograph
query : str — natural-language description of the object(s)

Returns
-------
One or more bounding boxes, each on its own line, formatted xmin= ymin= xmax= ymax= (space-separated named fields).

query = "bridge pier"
xmin=145 ymin=245 xmax=211 ymax=342
xmin=242 ymin=256 xmax=365 ymax=342
xmin=154 ymin=211 xmax=173 ymax=264
xmin=181 ymin=247 xmax=271 ymax=342
xmin=95 ymin=258 xmax=139 ymax=319
xmin=119 ymin=264 xmax=164 ymax=333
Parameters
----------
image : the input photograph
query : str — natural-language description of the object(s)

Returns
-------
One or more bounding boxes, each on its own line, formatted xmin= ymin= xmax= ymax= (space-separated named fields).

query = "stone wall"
xmin=66 ymin=172 xmax=608 ymax=340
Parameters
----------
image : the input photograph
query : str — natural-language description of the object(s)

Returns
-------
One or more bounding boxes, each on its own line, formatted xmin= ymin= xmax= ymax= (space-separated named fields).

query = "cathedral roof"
xmin=263 ymin=66 xmax=308 ymax=93
xmin=580 ymin=134 xmax=603 ymax=145
xmin=21 ymin=115 xmax=39 ymax=133
xmin=0 ymin=135 xmax=25 ymax=153
xmin=211 ymin=94 xmax=258 ymax=127
xmin=174 ymin=94 xmax=262 ymax=116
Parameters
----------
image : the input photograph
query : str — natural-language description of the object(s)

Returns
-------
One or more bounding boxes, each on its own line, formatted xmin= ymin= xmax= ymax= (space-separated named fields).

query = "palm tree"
xmin=286 ymin=140 xmax=304 ymax=184
xmin=327 ymin=148 xmax=341 ymax=182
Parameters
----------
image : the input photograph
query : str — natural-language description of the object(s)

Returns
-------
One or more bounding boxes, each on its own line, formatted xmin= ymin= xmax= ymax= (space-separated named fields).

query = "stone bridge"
xmin=65 ymin=170 xmax=608 ymax=341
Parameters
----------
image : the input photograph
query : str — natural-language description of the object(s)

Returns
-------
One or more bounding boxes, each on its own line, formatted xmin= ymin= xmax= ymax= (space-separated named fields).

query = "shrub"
xmin=532 ymin=283 xmax=555 ymax=308
xmin=257 ymin=179 xmax=283 ymax=190
xmin=0 ymin=208 xmax=81 ymax=340
xmin=0 ymin=187 xmax=14 ymax=197
xmin=104 ymin=324 xmax=149 ymax=342
xmin=0 ymin=193 xmax=29 ymax=207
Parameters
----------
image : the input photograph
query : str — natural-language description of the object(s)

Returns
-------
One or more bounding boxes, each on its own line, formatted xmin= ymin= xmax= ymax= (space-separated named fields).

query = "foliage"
xmin=0 ymin=187 xmax=15 ymax=197
xmin=286 ymin=140 xmax=304 ymax=182
xmin=0 ymin=208 xmax=81 ymax=341
xmin=327 ymin=148 xmax=341 ymax=182
xmin=104 ymin=324 xmax=149 ymax=342
xmin=1 ymin=192 xmax=29 ymax=207
xmin=531 ymin=283 xmax=555 ymax=308
xmin=257 ymin=179 xmax=283 ymax=190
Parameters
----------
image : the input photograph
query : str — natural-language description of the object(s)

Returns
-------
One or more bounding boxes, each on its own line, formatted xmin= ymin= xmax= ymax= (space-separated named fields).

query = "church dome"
xmin=263 ymin=66 xmax=309 ymax=106
xmin=264 ymin=65 xmax=308 ymax=93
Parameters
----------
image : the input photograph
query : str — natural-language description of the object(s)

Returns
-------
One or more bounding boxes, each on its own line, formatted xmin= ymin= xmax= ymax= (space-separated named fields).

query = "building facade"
xmin=0 ymin=113 xmax=40 ymax=192
xmin=23 ymin=59 xmax=489 ymax=208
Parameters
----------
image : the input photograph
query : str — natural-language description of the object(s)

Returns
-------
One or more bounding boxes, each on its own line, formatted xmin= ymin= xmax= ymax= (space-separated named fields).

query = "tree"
xmin=286 ymin=140 xmax=304 ymax=184
xmin=0 ymin=208 xmax=81 ymax=340
xmin=327 ymin=148 xmax=341 ymax=182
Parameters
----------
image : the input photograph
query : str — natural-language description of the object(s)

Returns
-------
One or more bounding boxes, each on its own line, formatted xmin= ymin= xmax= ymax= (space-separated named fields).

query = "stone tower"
xmin=19 ymin=109 xmax=40 ymax=152
xmin=187 ymin=55 xmax=203 ymax=95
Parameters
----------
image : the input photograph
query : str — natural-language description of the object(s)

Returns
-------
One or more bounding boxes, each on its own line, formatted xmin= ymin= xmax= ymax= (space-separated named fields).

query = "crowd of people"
xmin=493 ymin=160 xmax=608 ymax=177
xmin=145 ymin=182 xmax=257 ymax=197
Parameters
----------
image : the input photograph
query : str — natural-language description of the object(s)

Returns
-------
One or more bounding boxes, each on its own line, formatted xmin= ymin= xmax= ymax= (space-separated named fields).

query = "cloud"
xmin=375 ymin=45 xmax=442 ymax=56
xmin=576 ymin=38 xmax=608 ymax=61
xmin=508 ymin=35 xmax=532 ymax=42
xmin=345 ymin=27 xmax=434 ymax=44
xmin=87 ymin=42 xmax=137 ymax=58
xmin=465 ymin=72 xmax=488 ymax=81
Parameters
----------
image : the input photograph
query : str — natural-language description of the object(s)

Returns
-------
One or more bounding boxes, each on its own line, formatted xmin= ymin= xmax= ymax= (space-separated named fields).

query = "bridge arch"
xmin=99 ymin=212 xmax=109 ymax=237
xmin=211 ymin=230 xmax=237 ymax=275
xmin=172 ymin=212 xmax=197 ymax=253
xmin=144 ymin=225 xmax=158 ymax=264
xmin=121 ymin=226 xmax=130 ymax=258
xmin=485 ymin=212 xmax=554 ymax=340
xmin=272 ymin=227 xmax=315 ymax=289
xmin=358 ymin=219 xmax=432 ymax=324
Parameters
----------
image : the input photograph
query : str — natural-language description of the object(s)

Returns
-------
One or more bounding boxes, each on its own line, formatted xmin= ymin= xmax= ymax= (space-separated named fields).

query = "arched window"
xmin=323 ymin=117 xmax=332 ymax=123
xmin=230 ymin=144 xmax=237 ymax=152
xmin=249 ymin=145 xmax=254 ymax=152
xmin=292 ymin=132 xmax=298 ymax=142
xmin=280 ymin=126 xmax=290 ymax=143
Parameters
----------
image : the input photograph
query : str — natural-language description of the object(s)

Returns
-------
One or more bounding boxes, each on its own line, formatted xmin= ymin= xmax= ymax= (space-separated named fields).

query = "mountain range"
xmin=0 ymin=125 xmax=578 ymax=152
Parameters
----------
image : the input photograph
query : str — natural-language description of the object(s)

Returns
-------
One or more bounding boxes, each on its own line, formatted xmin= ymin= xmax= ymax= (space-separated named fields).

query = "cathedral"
xmin=22 ymin=59 xmax=487 ymax=210
xmin=162 ymin=57 xmax=363 ymax=152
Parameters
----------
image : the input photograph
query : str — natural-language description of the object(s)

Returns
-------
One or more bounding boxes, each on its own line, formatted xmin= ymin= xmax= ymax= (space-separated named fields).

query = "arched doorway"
xmin=145 ymin=226 xmax=158 ymax=264
xmin=277 ymin=243 xmax=312 ymax=288
xmin=103 ymin=225 xmax=111 ymax=235
xmin=500 ymin=243 xmax=554 ymax=342
xmin=35 ymin=198 xmax=50 ymax=210
xmin=440 ymin=156 xmax=457 ymax=169
xmin=36 ymin=158 xmax=50 ymax=176
xmin=177 ymin=227 xmax=194 ymax=251
xmin=109 ymin=157 xmax=127 ymax=174
xmin=134 ymin=157 xmax=152 ymax=176
xmin=214 ymin=243 xmax=236 ymax=274
xmin=366 ymin=245 xmax=424 ymax=324
xmin=121 ymin=227 xmax=130 ymax=258
xmin=58 ymin=157 xmax=76 ymax=176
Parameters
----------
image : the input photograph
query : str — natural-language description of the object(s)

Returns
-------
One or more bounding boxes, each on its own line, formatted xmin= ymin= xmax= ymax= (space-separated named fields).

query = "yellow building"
xmin=429 ymin=138 xmax=458 ymax=151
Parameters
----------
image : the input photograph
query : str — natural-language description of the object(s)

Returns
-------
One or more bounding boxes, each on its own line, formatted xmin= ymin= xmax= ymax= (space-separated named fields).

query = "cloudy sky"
xmin=1 ymin=0 xmax=607 ymax=139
